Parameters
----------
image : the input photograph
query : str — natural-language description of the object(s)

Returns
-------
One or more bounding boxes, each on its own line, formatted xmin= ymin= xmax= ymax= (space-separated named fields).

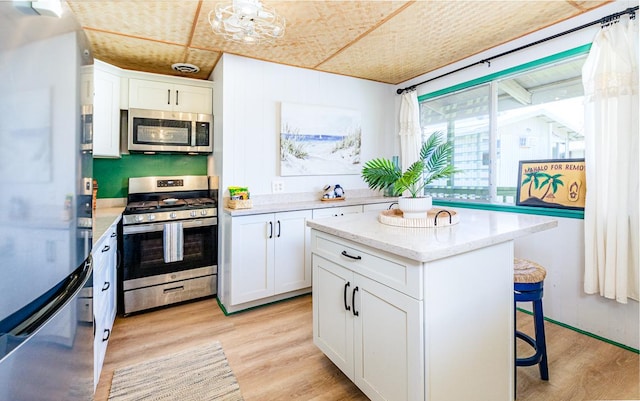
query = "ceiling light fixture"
xmin=208 ymin=0 xmax=285 ymax=45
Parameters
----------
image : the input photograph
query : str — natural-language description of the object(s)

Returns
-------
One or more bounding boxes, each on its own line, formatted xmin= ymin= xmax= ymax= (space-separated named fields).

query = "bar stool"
xmin=514 ymin=258 xmax=549 ymax=381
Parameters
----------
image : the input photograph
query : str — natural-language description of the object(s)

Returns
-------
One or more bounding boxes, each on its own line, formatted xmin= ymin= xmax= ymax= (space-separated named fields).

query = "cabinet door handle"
xmin=102 ymin=244 xmax=110 ymax=253
xmin=175 ymin=90 xmax=179 ymax=105
xmin=102 ymin=328 xmax=111 ymax=342
xmin=352 ymin=286 xmax=359 ymax=316
xmin=277 ymin=220 xmax=281 ymax=237
xmin=101 ymin=281 xmax=110 ymax=292
xmin=268 ymin=221 xmax=273 ymax=238
xmin=110 ymin=232 xmax=117 ymax=238
xmin=343 ymin=282 xmax=351 ymax=311
xmin=167 ymin=89 xmax=171 ymax=105
xmin=341 ymin=250 xmax=362 ymax=260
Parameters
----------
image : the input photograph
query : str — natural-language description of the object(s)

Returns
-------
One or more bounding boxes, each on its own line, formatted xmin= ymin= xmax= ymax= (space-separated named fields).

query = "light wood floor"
xmin=94 ymin=295 xmax=639 ymax=401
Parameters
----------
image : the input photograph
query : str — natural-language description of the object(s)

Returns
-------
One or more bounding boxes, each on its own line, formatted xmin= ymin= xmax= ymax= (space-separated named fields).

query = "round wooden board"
xmin=378 ymin=208 xmax=459 ymax=228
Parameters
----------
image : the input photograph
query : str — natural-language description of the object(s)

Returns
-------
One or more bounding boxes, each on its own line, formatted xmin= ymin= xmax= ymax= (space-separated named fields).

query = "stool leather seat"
xmin=514 ymin=258 xmax=549 ymax=382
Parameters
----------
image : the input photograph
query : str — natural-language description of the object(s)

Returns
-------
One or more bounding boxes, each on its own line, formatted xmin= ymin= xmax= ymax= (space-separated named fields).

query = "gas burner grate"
xmin=126 ymin=200 xmax=159 ymax=212
xmin=185 ymin=198 xmax=216 ymax=207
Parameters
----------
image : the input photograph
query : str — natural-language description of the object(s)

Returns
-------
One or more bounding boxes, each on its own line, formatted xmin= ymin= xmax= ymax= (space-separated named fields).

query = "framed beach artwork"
xmin=516 ymin=158 xmax=586 ymax=210
xmin=280 ymin=102 xmax=362 ymax=176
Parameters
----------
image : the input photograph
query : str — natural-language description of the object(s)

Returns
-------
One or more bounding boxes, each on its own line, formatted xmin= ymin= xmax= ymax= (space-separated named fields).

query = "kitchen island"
xmin=307 ymin=208 xmax=557 ymax=401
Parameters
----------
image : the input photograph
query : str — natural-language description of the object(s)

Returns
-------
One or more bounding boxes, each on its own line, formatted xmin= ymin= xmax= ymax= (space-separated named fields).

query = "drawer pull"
xmin=101 ymin=281 xmax=110 ymax=292
xmin=352 ymin=286 xmax=359 ymax=316
xmin=341 ymin=250 xmax=362 ymax=260
xmin=102 ymin=328 xmax=111 ymax=342
xmin=163 ymin=285 xmax=185 ymax=294
xmin=343 ymin=282 xmax=351 ymax=311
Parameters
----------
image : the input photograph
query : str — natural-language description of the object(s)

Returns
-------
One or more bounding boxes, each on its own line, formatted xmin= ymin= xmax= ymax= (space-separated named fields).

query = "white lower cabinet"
xmin=312 ymin=246 xmax=424 ymax=401
xmin=228 ymin=210 xmax=311 ymax=307
xmin=92 ymin=222 xmax=118 ymax=390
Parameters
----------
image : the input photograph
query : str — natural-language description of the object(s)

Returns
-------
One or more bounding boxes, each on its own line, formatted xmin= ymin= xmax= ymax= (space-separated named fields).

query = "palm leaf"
xmin=361 ymin=158 xmax=401 ymax=192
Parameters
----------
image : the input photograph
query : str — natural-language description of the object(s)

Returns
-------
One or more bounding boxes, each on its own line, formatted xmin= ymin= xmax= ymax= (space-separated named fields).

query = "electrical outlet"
xmin=272 ymin=180 xmax=284 ymax=193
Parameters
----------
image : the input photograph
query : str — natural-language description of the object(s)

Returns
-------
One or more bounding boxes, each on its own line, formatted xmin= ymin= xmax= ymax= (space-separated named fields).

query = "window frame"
xmin=419 ymin=44 xmax=591 ymax=219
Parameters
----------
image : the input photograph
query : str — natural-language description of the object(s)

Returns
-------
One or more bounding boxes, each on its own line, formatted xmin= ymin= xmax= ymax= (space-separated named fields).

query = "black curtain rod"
xmin=396 ymin=6 xmax=639 ymax=95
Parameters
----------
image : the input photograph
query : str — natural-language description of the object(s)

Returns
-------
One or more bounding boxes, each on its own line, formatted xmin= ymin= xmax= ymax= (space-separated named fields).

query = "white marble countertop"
xmin=93 ymin=207 xmax=124 ymax=245
xmin=224 ymin=196 xmax=398 ymax=216
xmin=307 ymin=208 xmax=558 ymax=262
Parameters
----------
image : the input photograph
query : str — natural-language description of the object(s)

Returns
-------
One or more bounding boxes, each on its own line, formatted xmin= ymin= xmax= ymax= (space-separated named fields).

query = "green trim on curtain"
xmin=418 ymin=44 xmax=592 ymax=102
xmin=93 ymin=154 xmax=208 ymax=198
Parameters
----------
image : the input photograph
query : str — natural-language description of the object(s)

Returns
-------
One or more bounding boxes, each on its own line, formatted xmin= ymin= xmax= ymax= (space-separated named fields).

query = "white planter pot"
xmin=398 ymin=196 xmax=433 ymax=219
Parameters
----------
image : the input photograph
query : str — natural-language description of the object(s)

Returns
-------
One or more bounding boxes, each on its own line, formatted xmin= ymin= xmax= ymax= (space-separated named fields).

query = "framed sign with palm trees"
xmin=516 ymin=159 xmax=586 ymax=210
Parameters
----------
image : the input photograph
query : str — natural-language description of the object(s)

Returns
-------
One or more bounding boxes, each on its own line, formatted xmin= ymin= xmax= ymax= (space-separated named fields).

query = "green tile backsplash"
xmin=93 ymin=154 xmax=208 ymax=198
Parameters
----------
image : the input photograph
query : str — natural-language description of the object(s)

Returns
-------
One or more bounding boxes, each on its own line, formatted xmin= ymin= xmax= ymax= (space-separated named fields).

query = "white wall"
xmin=395 ymin=0 xmax=639 ymax=349
xmin=213 ymin=54 xmax=396 ymax=199
xmin=515 ymin=218 xmax=639 ymax=349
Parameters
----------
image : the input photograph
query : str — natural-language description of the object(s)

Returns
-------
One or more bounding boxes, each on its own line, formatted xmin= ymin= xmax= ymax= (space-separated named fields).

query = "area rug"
xmin=108 ymin=341 xmax=244 ymax=401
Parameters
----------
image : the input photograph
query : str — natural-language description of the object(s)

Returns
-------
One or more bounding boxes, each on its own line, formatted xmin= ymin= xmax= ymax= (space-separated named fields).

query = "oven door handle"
xmin=123 ymin=217 xmax=218 ymax=234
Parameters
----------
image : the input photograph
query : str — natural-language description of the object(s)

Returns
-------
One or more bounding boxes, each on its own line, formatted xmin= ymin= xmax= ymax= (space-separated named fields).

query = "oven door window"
xmin=132 ymin=117 xmax=191 ymax=146
xmin=123 ymin=223 xmax=216 ymax=280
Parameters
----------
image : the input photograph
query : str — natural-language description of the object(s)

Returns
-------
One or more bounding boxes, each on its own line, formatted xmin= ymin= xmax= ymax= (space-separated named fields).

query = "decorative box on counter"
xmin=228 ymin=186 xmax=252 ymax=209
xmin=227 ymin=199 xmax=253 ymax=209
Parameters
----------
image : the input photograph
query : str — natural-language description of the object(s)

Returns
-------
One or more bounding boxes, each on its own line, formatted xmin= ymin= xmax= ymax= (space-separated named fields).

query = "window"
xmin=419 ymin=53 xmax=587 ymax=204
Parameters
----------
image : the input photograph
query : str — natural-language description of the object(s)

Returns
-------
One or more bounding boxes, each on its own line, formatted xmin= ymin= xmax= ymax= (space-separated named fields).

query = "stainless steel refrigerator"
xmin=0 ymin=2 xmax=95 ymax=400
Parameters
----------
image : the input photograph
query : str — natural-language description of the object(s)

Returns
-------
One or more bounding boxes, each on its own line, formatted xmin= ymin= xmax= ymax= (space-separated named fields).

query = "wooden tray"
xmin=378 ymin=208 xmax=459 ymax=228
xmin=320 ymin=197 xmax=345 ymax=202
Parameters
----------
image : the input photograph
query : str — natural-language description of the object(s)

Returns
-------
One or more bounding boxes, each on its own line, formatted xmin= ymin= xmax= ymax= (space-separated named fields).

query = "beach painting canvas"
xmin=280 ymin=102 xmax=361 ymax=176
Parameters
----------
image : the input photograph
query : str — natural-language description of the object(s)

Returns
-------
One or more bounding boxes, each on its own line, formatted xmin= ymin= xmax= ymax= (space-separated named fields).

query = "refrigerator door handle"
xmin=0 ymin=256 xmax=93 ymax=348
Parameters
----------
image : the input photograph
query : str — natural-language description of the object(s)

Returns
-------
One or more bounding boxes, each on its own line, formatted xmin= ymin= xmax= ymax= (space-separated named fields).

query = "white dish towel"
xmin=163 ymin=222 xmax=184 ymax=263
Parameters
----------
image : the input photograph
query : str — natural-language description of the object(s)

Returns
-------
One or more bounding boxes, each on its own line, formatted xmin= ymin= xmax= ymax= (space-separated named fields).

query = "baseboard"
xmin=516 ymin=307 xmax=639 ymax=354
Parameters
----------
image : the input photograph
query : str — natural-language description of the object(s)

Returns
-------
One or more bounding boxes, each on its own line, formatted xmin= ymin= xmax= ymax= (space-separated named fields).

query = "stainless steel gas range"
xmin=121 ymin=175 xmax=218 ymax=315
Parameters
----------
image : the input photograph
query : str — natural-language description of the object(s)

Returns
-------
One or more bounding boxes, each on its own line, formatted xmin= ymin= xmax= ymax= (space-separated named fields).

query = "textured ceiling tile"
xmin=85 ymin=30 xmax=188 ymax=76
xmin=68 ymin=0 xmax=200 ymax=45
xmin=318 ymin=0 xmax=610 ymax=84
xmin=192 ymin=0 xmax=411 ymax=69
xmin=183 ymin=48 xmax=221 ymax=80
xmin=67 ymin=0 xmax=612 ymax=84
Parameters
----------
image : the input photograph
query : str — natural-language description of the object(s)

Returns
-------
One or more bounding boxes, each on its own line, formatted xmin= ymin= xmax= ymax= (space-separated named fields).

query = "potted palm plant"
xmin=361 ymin=132 xmax=457 ymax=218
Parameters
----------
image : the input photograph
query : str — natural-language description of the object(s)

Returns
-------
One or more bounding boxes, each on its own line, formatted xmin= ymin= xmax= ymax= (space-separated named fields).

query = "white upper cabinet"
xmin=128 ymin=78 xmax=212 ymax=114
xmin=93 ymin=61 xmax=121 ymax=158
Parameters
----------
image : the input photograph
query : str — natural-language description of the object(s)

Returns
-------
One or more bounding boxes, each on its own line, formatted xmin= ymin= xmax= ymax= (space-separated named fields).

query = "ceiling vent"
xmin=171 ymin=63 xmax=200 ymax=74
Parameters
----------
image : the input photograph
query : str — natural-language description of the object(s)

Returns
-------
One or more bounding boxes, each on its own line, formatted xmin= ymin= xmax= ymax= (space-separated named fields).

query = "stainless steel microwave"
xmin=128 ymin=108 xmax=213 ymax=154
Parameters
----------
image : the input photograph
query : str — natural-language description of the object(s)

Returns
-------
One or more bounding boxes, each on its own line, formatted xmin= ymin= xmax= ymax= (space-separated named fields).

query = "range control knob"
xmin=135 ymin=215 xmax=144 ymax=223
xmin=148 ymin=214 xmax=156 ymax=221
xmin=200 ymin=209 xmax=208 ymax=216
xmin=170 ymin=212 xmax=177 ymax=219
xmin=190 ymin=211 xmax=197 ymax=217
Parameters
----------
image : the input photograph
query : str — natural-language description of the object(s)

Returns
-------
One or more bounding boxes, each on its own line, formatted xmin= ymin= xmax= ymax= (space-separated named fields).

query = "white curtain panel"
xmin=582 ymin=16 xmax=639 ymax=303
xmin=398 ymin=90 xmax=422 ymax=172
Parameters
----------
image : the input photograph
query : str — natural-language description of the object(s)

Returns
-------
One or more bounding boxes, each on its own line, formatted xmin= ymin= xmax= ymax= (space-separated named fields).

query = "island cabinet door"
xmin=312 ymin=253 xmax=425 ymax=401
xmin=312 ymin=254 xmax=355 ymax=380
xmin=353 ymin=273 xmax=424 ymax=401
